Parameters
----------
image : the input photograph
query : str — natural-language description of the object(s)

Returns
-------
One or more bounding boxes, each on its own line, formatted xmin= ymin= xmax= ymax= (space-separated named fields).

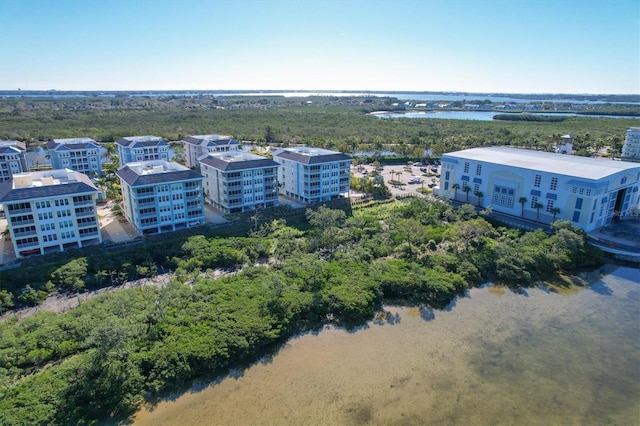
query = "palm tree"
xmin=518 ymin=197 xmax=528 ymax=217
xmin=475 ymin=191 xmax=484 ymax=207
xmin=534 ymin=202 xmax=544 ymax=221
xmin=551 ymin=207 xmax=561 ymax=221
xmin=463 ymin=185 xmax=472 ymax=202
xmin=452 ymin=183 xmax=460 ymax=200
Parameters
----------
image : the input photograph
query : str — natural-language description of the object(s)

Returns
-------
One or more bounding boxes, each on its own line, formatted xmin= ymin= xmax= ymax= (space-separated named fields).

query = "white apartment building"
xmin=116 ymin=136 xmax=171 ymax=166
xmin=0 ymin=169 xmax=101 ymax=258
xmin=46 ymin=137 xmax=103 ymax=176
xmin=273 ymin=147 xmax=352 ymax=204
xmin=199 ymin=151 xmax=279 ymax=213
xmin=0 ymin=140 xmax=28 ymax=181
xmin=116 ymin=160 xmax=205 ymax=235
xmin=435 ymin=147 xmax=640 ymax=232
xmin=621 ymin=127 xmax=640 ymax=161
xmin=182 ymin=134 xmax=240 ymax=169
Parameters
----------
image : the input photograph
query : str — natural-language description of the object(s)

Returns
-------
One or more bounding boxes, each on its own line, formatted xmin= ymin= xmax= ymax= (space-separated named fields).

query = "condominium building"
xmin=273 ymin=147 xmax=351 ymax=204
xmin=116 ymin=160 xmax=205 ymax=235
xmin=116 ymin=136 xmax=171 ymax=166
xmin=46 ymin=137 xmax=103 ymax=176
xmin=199 ymin=151 xmax=279 ymax=213
xmin=182 ymin=134 xmax=240 ymax=169
xmin=0 ymin=140 xmax=28 ymax=181
xmin=621 ymin=127 xmax=640 ymax=161
xmin=435 ymin=147 xmax=640 ymax=232
xmin=0 ymin=169 xmax=101 ymax=258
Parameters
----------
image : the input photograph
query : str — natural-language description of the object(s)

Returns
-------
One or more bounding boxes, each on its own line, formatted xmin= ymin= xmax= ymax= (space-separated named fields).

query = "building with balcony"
xmin=116 ymin=160 xmax=205 ymax=235
xmin=435 ymin=146 xmax=640 ymax=232
xmin=199 ymin=151 xmax=279 ymax=213
xmin=0 ymin=140 xmax=28 ymax=181
xmin=273 ymin=147 xmax=351 ymax=204
xmin=46 ymin=137 xmax=103 ymax=176
xmin=182 ymin=134 xmax=240 ymax=169
xmin=0 ymin=169 xmax=101 ymax=257
xmin=621 ymin=127 xmax=640 ymax=162
xmin=116 ymin=136 xmax=171 ymax=166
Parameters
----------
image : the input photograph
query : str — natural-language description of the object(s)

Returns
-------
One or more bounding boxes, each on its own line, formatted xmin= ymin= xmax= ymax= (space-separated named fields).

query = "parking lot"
xmin=352 ymin=162 xmax=440 ymax=197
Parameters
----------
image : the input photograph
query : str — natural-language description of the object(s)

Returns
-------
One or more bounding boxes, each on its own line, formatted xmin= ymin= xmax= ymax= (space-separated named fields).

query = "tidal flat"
xmin=135 ymin=266 xmax=640 ymax=425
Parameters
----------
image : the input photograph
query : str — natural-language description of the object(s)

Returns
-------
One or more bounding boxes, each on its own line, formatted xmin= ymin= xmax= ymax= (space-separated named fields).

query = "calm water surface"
xmin=135 ymin=267 xmax=640 ymax=425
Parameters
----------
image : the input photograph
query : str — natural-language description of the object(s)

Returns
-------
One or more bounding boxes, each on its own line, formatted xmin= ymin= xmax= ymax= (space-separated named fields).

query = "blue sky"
xmin=1 ymin=0 xmax=638 ymax=94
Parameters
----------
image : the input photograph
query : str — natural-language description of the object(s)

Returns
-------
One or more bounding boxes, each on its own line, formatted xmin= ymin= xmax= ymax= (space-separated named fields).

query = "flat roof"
xmin=444 ymin=147 xmax=640 ymax=180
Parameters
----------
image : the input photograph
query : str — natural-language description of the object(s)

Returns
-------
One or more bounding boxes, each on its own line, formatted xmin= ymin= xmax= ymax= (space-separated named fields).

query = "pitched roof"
xmin=273 ymin=148 xmax=351 ymax=164
xmin=116 ymin=136 xmax=167 ymax=148
xmin=199 ymin=152 xmax=279 ymax=171
xmin=0 ymin=170 xmax=97 ymax=202
xmin=183 ymin=135 xmax=238 ymax=147
xmin=47 ymin=138 xmax=100 ymax=150
xmin=116 ymin=162 xmax=203 ymax=186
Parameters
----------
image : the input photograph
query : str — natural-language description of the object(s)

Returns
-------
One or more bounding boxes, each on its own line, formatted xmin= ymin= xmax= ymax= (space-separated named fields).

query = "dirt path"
xmin=1 ymin=273 xmax=177 ymax=321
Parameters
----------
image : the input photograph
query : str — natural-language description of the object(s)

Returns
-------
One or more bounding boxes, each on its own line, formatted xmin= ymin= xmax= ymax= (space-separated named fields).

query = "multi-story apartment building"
xmin=0 ymin=169 xmax=102 ymax=258
xmin=199 ymin=151 xmax=279 ymax=213
xmin=116 ymin=136 xmax=171 ymax=166
xmin=435 ymin=147 xmax=640 ymax=232
xmin=46 ymin=137 xmax=103 ymax=176
xmin=116 ymin=160 xmax=205 ymax=235
xmin=182 ymin=134 xmax=240 ymax=169
xmin=0 ymin=140 xmax=28 ymax=181
xmin=621 ymin=127 xmax=640 ymax=161
xmin=273 ymin=147 xmax=351 ymax=204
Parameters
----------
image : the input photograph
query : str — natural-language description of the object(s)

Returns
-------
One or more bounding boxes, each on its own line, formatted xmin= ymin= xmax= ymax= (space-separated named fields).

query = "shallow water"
xmin=135 ymin=267 xmax=640 ymax=425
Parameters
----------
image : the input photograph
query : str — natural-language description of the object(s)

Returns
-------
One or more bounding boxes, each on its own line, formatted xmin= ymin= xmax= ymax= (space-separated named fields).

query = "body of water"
xmin=371 ymin=110 xmax=639 ymax=121
xmin=135 ymin=266 xmax=640 ymax=425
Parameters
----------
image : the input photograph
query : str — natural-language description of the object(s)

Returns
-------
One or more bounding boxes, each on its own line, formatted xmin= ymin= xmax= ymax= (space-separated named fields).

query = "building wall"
xmin=275 ymin=158 xmax=351 ymax=204
xmin=438 ymin=155 xmax=640 ymax=232
xmin=117 ymin=145 xmax=170 ymax=166
xmin=4 ymin=192 xmax=101 ymax=257
xmin=50 ymin=147 xmax=102 ymax=175
xmin=622 ymin=127 xmax=640 ymax=160
xmin=120 ymin=178 xmax=205 ymax=235
xmin=201 ymin=164 xmax=279 ymax=213
xmin=0 ymin=151 xmax=28 ymax=181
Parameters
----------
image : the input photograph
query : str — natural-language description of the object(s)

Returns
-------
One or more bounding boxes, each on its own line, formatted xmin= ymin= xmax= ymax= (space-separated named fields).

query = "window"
xmin=464 ymin=162 xmax=469 ymax=173
xmin=530 ymin=196 xmax=539 ymax=209
xmin=546 ymin=199 xmax=555 ymax=213
xmin=492 ymin=185 xmax=515 ymax=208
xmin=534 ymin=174 xmax=541 ymax=188
xmin=476 ymin=164 xmax=482 ymax=176
xmin=550 ymin=177 xmax=558 ymax=191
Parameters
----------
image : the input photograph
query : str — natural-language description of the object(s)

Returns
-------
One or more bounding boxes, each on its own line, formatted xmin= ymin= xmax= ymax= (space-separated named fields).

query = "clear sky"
xmin=1 ymin=0 xmax=639 ymax=94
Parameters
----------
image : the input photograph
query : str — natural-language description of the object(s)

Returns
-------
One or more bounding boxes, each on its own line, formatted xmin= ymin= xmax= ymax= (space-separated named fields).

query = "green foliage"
xmin=0 ymin=199 xmax=602 ymax=424
xmin=49 ymin=257 xmax=88 ymax=292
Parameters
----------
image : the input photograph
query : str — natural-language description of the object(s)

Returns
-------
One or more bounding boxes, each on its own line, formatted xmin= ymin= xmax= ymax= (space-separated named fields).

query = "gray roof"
xmin=116 ymin=136 xmax=167 ymax=148
xmin=200 ymin=154 xmax=279 ymax=171
xmin=443 ymin=147 xmax=640 ymax=180
xmin=47 ymin=138 xmax=99 ymax=150
xmin=0 ymin=146 xmax=23 ymax=155
xmin=183 ymin=135 xmax=238 ymax=147
xmin=0 ymin=140 xmax=26 ymax=150
xmin=273 ymin=148 xmax=351 ymax=164
xmin=117 ymin=165 xmax=203 ymax=187
xmin=0 ymin=173 xmax=97 ymax=203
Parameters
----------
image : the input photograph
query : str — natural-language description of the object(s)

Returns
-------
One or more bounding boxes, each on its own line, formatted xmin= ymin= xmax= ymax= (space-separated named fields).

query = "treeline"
xmin=494 ymin=113 xmax=567 ymax=122
xmin=0 ymin=97 xmax=636 ymax=157
xmin=0 ymin=198 xmax=603 ymax=424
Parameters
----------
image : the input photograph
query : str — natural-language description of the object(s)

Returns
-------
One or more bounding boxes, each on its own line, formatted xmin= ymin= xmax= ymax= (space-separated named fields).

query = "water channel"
xmin=135 ymin=266 xmax=640 ymax=425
